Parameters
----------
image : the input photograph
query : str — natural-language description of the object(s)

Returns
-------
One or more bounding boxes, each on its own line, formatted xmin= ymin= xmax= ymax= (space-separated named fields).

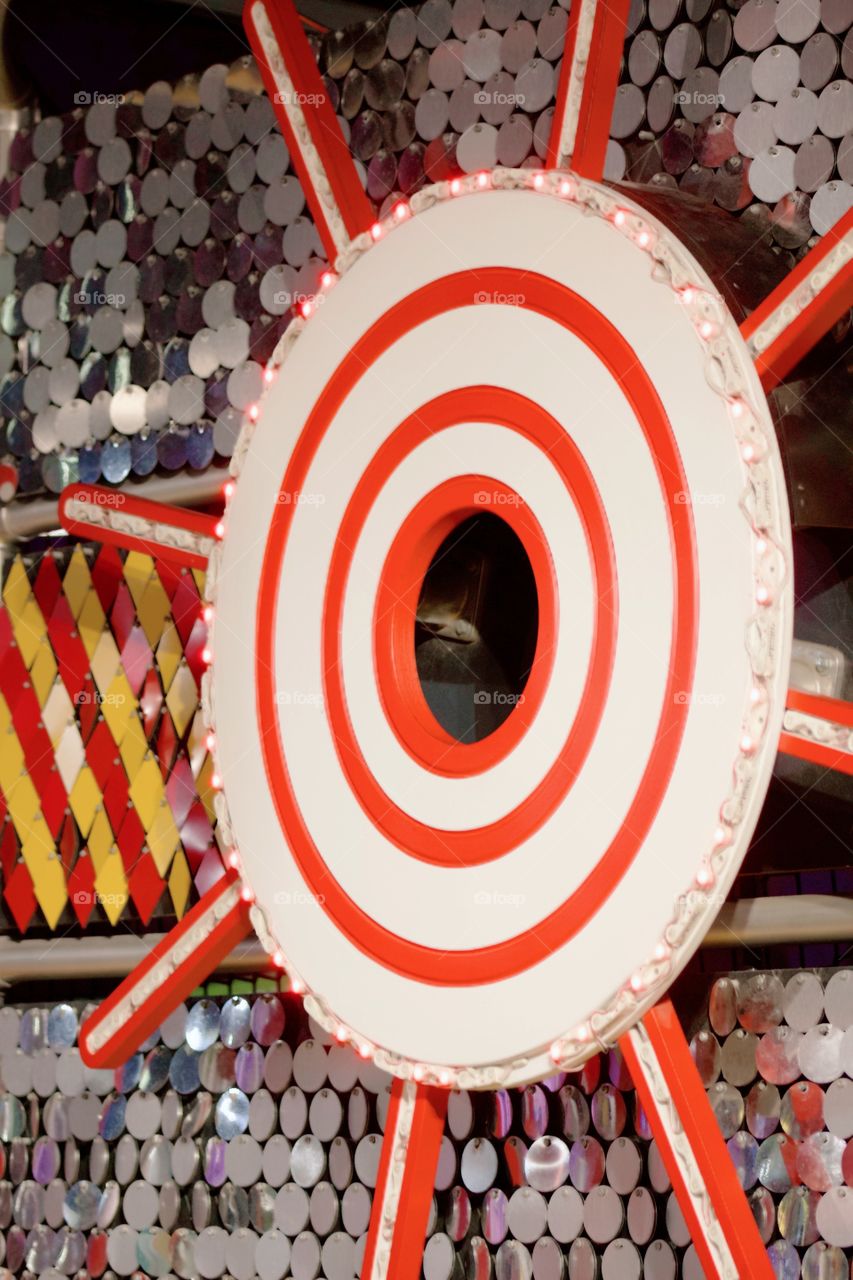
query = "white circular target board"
xmin=206 ymin=170 xmax=792 ymax=1088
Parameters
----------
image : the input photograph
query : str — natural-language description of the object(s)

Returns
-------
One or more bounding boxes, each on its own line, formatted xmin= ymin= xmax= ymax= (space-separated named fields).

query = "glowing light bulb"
xmin=477 ymin=172 xmax=489 ymax=188
xmin=700 ymin=320 xmax=714 ymax=338
xmin=335 ymin=1025 xmax=348 ymax=1043
xmin=371 ymin=222 xmax=382 ymax=239
xmin=228 ymin=850 xmax=240 ymax=870
xmin=214 ymin=520 xmax=225 ymax=538
xmin=450 ymin=179 xmax=461 ymax=195
xmin=203 ymin=605 xmax=214 ymax=624
xmin=654 ymin=942 xmax=669 ymax=962
xmin=560 ymin=180 xmax=572 ymax=196
xmin=755 ymin=537 xmax=767 ymax=555
xmin=202 ymin=646 xmax=213 ymax=665
xmin=359 ymin=1043 xmax=371 ymax=1059
xmin=300 ymin=300 xmax=312 ymax=318
xmin=750 ymin=686 xmax=762 ymax=705
xmin=224 ymin=480 xmax=235 ymax=499
xmin=205 ymin=732 xmax=216 ymax=751
xmin=630 ymin=972 xmax=644 ymax=992
xmin=741 ymin=734 xmax=754 ymax=753
xmin=638 ymin=231 xmax=650 ymax=247
xmin=272 ymin=950 xmax=284 ymax=968
xmin=413 ymin=1064 xmax=424 ymax=1080
xmin=756 ymin=585 xmax=771 ymax=604
xmin=439 ymin=1070 xmax=451 ymax=1086
xmin=211 ymin=772 xmax=221 ymax=789
xmin=249 ymin=404 xmax=259 ymax=421
xmin=263 ymin=367 xmax=274 ymax=384
xmin=742 ymin=444 xmax=755 ymax=462
xmin=240 ymin=884 xmax=254 ymax=903
xmin=533 ymin=173 xmax=544 ymax=189
xmin=550 ymin=1042 xmax=563 ymax=1063
xmin=681 ymin=288 xmax=694 ymax=305
xmin=696 ymin=864 xmax=713 ymax=887
xmin=614 ymin=210 xmax=626 ymax=226
xmin=291 ymin=977 xmax=304 ymax=994
xmin=394 ymin=202 xmax=408 ymax=219
xmin=731 ymin=400 xmax=744 ymax=419
xmin=321 ymin=272 xmax=334 ymax=288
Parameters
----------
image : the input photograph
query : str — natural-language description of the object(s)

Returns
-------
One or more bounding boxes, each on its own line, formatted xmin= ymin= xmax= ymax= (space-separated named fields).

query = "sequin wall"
xmin=0 ymin=545 xmax=217 ymax=935
xmin=0 ymin=0 xmax=851 ymax=496
xmin=0 ymin=970 xmax=850 ymax=1280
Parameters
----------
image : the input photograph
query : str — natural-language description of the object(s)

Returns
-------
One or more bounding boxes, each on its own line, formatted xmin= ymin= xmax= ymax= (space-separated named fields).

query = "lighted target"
xmin=206 ymin=171 xmax=792 ymax=1086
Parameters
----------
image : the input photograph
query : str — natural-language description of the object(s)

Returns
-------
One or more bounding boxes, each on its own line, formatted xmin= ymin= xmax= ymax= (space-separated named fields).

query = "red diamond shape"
xmin=102 ymin=764 xmax=130 ymax=832
xmin=33 ymin=555 xmax=63 ymax=619
xmin=121 ymin=625 xmax=152 ymax=696
xmin=157 ymin=713 xmax=178 ymax=775
xmin=129 ymin=852 xmax=164 ymax=925
xmin=110 ymin=582 xmax=136 ymax=652
xmin=166 ymin=757 xmax=195 ymax=830
xmin=58 ymin=816 xmax=78 ymax=875
xmin=0 ymin=606 xmax=12 ymax=654
xmin=75 ymin=678 xmax=101 ymax=742
xmin=0 ymin=823 xmax=19 ymax=881
xmin=140 ymin=668 xmax=163 ymax=740
xmin=39 ymin=768 xmax=68 ymax=840
xmin=116 ymin=807 xmax=145 ymax=875
xmin=154 ymin=559 xmax=183 ymax=602
xmin=170 ymin=573 xmax=202 ymax=648
xmin=183 ymin=617 xmax=208 ymax=689
xmin=91 ymin=546 xmax=124 ymax=614
xmin=194 ymin=847 xmax=225 ymax=896
xmin=4 ymin=862 xmax=36 ymax=932
xmin=67 ymin=854 xmax=95 ymax=926
xmin=180 ymin=800 xmax=213 ymax=861
xmin=47 ymin=596 xmax=90 ymax=706
xmin=86 ymin=721 xmax=118 ymax=788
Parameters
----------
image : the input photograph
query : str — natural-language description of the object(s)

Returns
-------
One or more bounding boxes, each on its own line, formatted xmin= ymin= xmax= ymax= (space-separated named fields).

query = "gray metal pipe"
xmin=0 ymin=468 xmax=228 ymax=543
xmin=0 ymin=896 xmax=849 ymax=983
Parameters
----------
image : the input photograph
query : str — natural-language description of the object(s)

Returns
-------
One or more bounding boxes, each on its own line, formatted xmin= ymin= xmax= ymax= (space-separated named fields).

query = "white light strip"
xmin=782 ymin=707 xmax=853 ymax=757
xmin=553 ymin=0 xmax=599 ymax=168
xmin=367 ymin=1081 xmax=418 ymax=1280
xmin=64 ymin=497 xmax=215 ymax=562
xmin=746 ymin=235 xmax=853 ymax=357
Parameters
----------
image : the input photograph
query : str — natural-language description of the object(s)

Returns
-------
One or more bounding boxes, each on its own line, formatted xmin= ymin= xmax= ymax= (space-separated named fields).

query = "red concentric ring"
xmin=322 ymin=386 xmax=614 ymax=865
xmin=256 ymin=268 xmax=698 ymax=985
xmin=374 ymin=472 xmax=558 ymax=778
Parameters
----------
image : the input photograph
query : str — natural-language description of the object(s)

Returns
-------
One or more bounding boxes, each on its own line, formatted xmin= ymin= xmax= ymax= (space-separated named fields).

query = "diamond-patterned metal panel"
xmin=0 ymin=544 xmax=223 ymax=936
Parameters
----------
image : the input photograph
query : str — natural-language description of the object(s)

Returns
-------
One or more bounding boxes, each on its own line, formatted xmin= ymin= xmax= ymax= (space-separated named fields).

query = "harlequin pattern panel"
xmin=0 ymin=543 xmax=220 ymax=936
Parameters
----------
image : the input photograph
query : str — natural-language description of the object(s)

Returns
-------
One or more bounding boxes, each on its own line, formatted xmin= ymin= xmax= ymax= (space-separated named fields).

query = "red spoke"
xmin=244 ymin=0 xmax=374 ymax=262
xmin=741 ymin=209 xmax=853 ymax=391
xmin=547 ymin=0 xmax=631 ymax=177
xmin=79 ymin=871 xmax=253 ymax=1068
xmin=779 ymin=688 xmax=853 ymax=776
xmin=59 ymin=483 xmax=220 ymax=569
xmin=621 ymin=1001 xmax=775 ymax=1280
xmin=360 ymin=1079 xmax=448 ymax=1280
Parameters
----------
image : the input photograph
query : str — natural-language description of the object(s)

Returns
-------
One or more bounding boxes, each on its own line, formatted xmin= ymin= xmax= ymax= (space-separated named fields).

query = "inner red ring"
xmin=322 ymin=386 xmax=615 ymax=866
xmin=374 ymin=474 xmax=557 ymax=777
xmin=255 ymin=269 xmax=698 ymax=985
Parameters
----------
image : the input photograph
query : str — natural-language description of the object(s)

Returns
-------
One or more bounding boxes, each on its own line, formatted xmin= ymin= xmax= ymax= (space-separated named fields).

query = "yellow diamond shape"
xmin=119 ymin=716 xmax=148 ymax=778
xmin=197 ymin=754 xmax=217 ymax=823
xmin=168 ymin=848 xmax=192 ymax=919
xmin=22 ymin=817 xmax=66 ymax=928
xmin=147 ymin=802 xmax=180 ymax=877
xmin=54 ymin=720 xmax=85 ymax=793
xmin=156 ymin=622 xmax=183 ymax=692
xmin=6 ymin=773 xmax=40 ymax=844
xmin=87 ymin=809 xmax=114 ymax=874
xmin=137 ymin=574 xmax=171 ymax=650
xmin=0 ymin=725 xmax=26 ymax=798
xmin=13 ymin=597 xmax=47 ymax=668
xmin=94 ymin=848 xmax=128 ymax=925
xmin=2 ymin=557 xmax=30 ymax=615
xmin=101 ymin=671 xmax=136 ymax=748
xmin=63 ymin=547 xmax=92 ymax=620
xmin=187 ymin=708 xmax=209 ymax=779
xmin=30 ymin=642 xmax=58 ymax=708
xmin=68 ymin=766 xmax=102 ymax=838
xmin=90 ymin=632 xmax=121 ymax=696
xmin=128 ymin=754 xmax=165 ymax=832
xmin=123 ymin=551 xmax=155 ymax=610
xmin=77 ymin=590 xmax=107 ymax=661
xmin=165 ymin=662 xmax=197 ymax=739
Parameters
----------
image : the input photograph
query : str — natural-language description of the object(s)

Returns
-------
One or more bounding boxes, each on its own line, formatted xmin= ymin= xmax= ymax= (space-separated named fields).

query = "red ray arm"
xmin=621 ymin=1002 xmax=774 ymax=1280
xmin=59 ymin=483 xmax=219 ymax=569
xmin=360 ymin=1079 xmax=448 ymax=1280
xmin=779 ymin=688 xmax=853 ymax=776
xmin=79 ymin=871 xmax=253 ymax=1068
xmin=547 ymin=0 xmax=632 ymax=176
xmin=742 ymin=209 xmax=853 ymax=391
xmin=243 ymin=0 xmax=374 ymax=263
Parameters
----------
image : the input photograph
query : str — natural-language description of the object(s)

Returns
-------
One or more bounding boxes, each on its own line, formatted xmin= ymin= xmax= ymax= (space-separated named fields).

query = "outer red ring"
xmin=322 ymin=386 xmax=615 ymax=866
xmin=373 ymin=472 xmax=557 ymax=778
xmin=255 ymin=268 xmax=698 ymax=986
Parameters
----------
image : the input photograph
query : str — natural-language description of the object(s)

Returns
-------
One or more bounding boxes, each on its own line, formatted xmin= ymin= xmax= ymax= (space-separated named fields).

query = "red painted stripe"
xmin=243 ymin=0 xmax=374 ymax=260
xmin=786 ymin=688 xmax=853 ymax=727
xmin=778 ymin=732 xmax=853 ymax=776
xmin=361 ymin=1080 xmax=447 ymax=1280
xmin=623 ymin=1002 xmax=775 ymax=1280
xmin=741 ymin=208 xmax=853 ymax=390
xmin=59 ymin=484 xmax=218 ymax=569
xmin=548 ymin=0 xmax=632 ymax=176
xmin=79 ymin=873 xmax=253 ymax=1068
xmin=255 ymin=269 xmax=699 ymax=986
xmin=321 ymin=388 xmax=617 ymax=862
